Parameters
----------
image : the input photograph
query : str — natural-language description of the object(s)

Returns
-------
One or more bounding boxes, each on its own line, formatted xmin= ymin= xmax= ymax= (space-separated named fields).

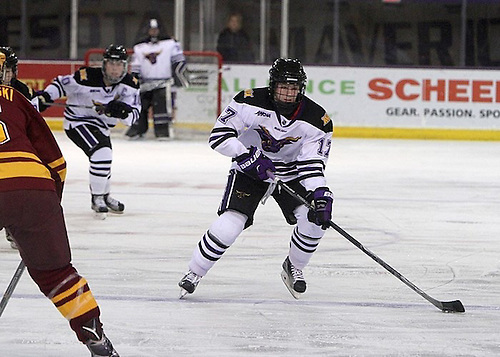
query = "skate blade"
xmin=179 ymin=288 xmax=190 ymax=299
xmin=281 ymin=270 xmax=301 ymax=300
xmin=93 ymin=212 xmax=107 ymax=220
xmin=108 ymin=209 xmax=124 ymax=215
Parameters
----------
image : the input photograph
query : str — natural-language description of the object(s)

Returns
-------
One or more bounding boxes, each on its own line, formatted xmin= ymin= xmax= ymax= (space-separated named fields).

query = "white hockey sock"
xmin=188 ymin=210 xmax=246 ymax=276
xmin=288 ymin=205 xmax=324 ymax=270
xmin=288 ymin=227 xmax=321 ymax=270
xmin=89 ymin=147 xmax=112 ymax=195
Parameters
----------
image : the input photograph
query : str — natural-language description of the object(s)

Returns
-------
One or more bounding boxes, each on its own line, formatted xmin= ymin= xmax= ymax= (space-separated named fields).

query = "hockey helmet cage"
xmin=269 ymin=58 xmax=307 ymax=114
xmin=102 ymin=44 xmax=128 ymax=84
xmin=0 ymin=46 xmax=18 ymax=85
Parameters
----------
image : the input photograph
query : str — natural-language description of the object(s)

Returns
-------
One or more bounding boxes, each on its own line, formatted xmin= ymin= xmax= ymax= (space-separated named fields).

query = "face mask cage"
xmin=0 ymin=52 xmax=17 ymax=86
xmin=268 ymin=59 xmax=307 ymax=114
xmin=269 ymin=73 xmax=306 ymax=115
xmin=0 ymin=63 xmax=5 ymax=85
xmin=102 ymin=59 xmax=128 ymax=84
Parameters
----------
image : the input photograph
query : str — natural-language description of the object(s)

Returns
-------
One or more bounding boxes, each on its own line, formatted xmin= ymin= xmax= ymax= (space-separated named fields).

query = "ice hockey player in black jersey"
xmin=179 ymin=58 xmax=334 ymax=299
xmin=37 ymin=44 xmax=141 ymax=218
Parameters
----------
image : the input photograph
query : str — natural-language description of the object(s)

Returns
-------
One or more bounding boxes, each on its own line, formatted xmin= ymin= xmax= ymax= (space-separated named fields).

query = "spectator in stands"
xmin=216 ymin=13 xmax=255 ymax=63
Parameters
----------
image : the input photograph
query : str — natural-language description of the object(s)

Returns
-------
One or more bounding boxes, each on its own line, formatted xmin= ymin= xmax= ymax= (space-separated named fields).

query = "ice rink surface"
xmin=1 ymin=131 xmax=500 ymax=356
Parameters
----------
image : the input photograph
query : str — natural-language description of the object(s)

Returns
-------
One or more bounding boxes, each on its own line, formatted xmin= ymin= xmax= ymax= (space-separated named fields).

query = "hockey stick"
xmin=44 ymin=102 xmax=97 ymax=110
xmin=268 ymin=174 xmax=465 ymax=313
xmin=43 ymin=94 xmax=121 ymax=111
xmin=0 ymin=260 xmax=26 ymax=318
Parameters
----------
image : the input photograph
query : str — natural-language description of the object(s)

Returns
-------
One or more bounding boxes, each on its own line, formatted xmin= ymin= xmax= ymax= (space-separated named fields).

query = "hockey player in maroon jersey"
xmin=0 ymin=46 xmax=37 ymax=249
xmin=37 ymin=44 xmax=141 ymax=218
xmin=0 ymin=82 xmax=119 ymax=356
xmin=179 ymin=58 xmax=334 ymax=299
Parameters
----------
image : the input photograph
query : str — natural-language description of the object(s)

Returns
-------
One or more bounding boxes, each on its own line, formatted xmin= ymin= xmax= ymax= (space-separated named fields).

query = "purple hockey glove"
xmin=234 ymin=146 xmax=276 ymax=181
xmin=307 ymin=187 xmax=334 ymax=229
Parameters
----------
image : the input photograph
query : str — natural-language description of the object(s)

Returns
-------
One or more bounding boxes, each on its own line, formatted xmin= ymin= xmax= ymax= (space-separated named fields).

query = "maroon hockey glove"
xmin=307 ymin=187 xmax=334 ymax=229
xmin=234 ymin=146 xmax=276 ymax=181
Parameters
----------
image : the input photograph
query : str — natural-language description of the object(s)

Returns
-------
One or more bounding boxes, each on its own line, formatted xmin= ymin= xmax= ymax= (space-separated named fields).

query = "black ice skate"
xmin=178 ymin=270 xmax=202 ymax=298
xmin=91 ymin=195 xmax=108 ymax=220
xmin=104 ymin=194 xmax=125 ymax=214
xmin=281 ymin=257 xmax=306 ymax=299
xmin=81 ymin=318 xmax=120 ymax=357
xmin=125 ymin=125 xmax=145 ymax=140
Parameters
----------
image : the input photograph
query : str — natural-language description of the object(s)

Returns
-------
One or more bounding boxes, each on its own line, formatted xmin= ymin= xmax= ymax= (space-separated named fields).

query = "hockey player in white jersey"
xmin=179 ymin=58 xmax=334 ymax=299
xmin=125 ymin=18 xmax=189 ymax=139
xmin=37 ymin=44 xmax=141 ymax=218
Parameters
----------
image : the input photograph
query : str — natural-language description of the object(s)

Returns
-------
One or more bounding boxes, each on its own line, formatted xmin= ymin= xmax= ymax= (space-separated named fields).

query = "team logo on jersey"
xmin=145 ymin=50 xmax=162 ymax=64
xmin=321 ymin=113 xmax=331 ymax=126
xmin=79 ymin=68 xmax=88 ymax=81
xmin=255 ymin=125 xmax=301 ymax=153
xmin=235 ymin=190 xmax=251 ymax=199
xmin=243 ymin=89 xmax=254 ymax=98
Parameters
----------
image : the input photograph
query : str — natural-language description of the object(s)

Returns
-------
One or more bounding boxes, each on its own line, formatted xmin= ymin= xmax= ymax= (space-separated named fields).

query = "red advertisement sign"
xmin=17 ymin=60 xmax=83 ymax=117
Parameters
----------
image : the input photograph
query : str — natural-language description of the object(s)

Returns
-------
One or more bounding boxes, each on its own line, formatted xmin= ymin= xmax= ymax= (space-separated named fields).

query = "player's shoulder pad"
xmin=297 ymin=96 xmax=333 ymax=133
xmin=233 ymin=87 xmax=274 ymax=110
xmin=0 ymin=85 xmax=33 ymax=107
xmin=120 ymin=73 xmax=140 ymax=89
xmin=74 ymin=67 xmax=103 ymax=87
xmin=12 ymin=79 xmax=33 ymax=99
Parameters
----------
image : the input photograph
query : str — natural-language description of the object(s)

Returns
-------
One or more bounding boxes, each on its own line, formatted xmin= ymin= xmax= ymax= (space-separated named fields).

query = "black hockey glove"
xmin=35 ymin=91 xmax=53 ymax=112
xmin=306 ymin=187 xmax=334 ymax=229
xmin=234 ymin=146 xmax=276 ymax=181
xmin=104 ymin=100 xmax=132 ymax=119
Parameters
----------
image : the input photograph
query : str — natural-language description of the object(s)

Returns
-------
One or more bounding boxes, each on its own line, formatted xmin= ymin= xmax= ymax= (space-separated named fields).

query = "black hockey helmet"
xmin=269 ymin=58 xmax=307 ymax=114
xmin=0 ymin=46 xmax=19 ymax=85
xmin=102 ymin=44 xmax=128 ymax=84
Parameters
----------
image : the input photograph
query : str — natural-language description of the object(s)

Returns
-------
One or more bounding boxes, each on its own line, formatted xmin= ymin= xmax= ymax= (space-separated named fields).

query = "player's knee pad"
xmin=209 ymin=210 xmax=247 ymax=247
xmin=90 ymin=146 xmax=112 ymax=162
xmin=294 ymin=205 xmax=325 ymax=239
xmin=27 ymin=264 xmax=78 ymax=297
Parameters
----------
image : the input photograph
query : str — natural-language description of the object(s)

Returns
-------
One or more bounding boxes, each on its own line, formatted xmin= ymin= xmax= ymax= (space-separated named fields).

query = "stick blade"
xmin=440 ymin=300 xmax=465 ymax=313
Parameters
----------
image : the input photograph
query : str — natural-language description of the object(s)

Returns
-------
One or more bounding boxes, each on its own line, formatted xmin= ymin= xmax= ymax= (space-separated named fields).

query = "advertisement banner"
xmin=221 ymin=64 xmax=500 ymax=131
xmin=18 ymin=60 xmax=83 ymax=120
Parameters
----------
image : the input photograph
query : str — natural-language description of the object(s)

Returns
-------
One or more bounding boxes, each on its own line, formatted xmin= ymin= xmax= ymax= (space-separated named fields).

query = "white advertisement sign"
xmin=221 ymin=64 xmax=500 ymax=130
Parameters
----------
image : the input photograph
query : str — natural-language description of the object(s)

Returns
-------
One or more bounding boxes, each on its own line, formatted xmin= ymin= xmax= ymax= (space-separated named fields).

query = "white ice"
xmin=1 ymin=131 xmax=500 ymax=357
